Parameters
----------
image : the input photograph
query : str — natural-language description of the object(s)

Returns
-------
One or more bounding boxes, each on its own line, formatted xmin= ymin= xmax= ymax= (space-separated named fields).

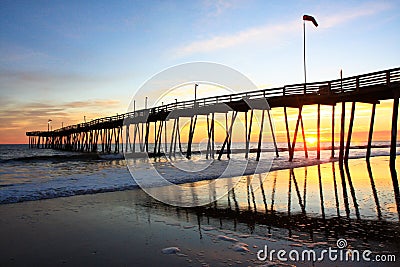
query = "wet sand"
xmin=1 ymin=157 xmax=400 ymax=266
xmin=0 ymin=190 xmax=267 ymax=266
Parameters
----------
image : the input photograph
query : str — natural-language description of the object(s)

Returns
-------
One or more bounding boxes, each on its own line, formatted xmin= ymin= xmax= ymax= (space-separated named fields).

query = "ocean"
xmin=0 ymin=142 xmax=398 ymax=205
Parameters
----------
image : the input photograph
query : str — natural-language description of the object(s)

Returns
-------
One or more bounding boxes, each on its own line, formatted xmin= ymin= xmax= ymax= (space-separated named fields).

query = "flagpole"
xmin=303 ymin=20 xmax=307 ymax=94
xmin=302 ymin=15 xmax=318 ymax=93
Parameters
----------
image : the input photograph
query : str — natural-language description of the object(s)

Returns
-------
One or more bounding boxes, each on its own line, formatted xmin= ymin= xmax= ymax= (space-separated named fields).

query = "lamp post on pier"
xmin=194 ymin=83 xmax=198 ymax=104
xmin=47 ymin=119 xmax=52 ymax=131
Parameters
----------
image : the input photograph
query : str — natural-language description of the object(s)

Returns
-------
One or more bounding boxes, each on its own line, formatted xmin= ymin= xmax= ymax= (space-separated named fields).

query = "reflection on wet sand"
xmin=367 ymin=159 xmax=382 ymax=220
xmin=140 ymin=156 xmax=400 ymax=248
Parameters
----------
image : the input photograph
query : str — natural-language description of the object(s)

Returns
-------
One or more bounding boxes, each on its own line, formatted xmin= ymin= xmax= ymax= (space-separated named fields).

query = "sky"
xmin=1 ymin=0 xmax=400 ymax=144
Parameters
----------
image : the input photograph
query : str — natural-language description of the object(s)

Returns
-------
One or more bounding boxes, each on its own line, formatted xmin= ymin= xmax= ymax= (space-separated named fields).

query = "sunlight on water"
xmin=153 ymin=156 xmax=400 ymax=222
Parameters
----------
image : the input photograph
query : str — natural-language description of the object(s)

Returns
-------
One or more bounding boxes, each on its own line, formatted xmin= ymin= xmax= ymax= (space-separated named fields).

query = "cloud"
xmin=175 ymin=20 xmax=298 ymax=57
xmin=202 ymin=0 xmax=238 ymax=16
xmin=0 ymin=69 xmax=100 ymax=85
xmin=61 ymin=99 xmax=120 ymax=109
xmin=321 ymin=2 xmax=391 ymax=29
xmin=0 ymin=99 xmax=120 ymax=128
xmin=0 ymin=44 xmax=52 ymax=64
xmin=0 ymin=69 xmax=129 ymax=99
xmin=174 ymin=1 xmax=390 ymax=57
xmin=0 ymin=98 xmax=123 ymax=143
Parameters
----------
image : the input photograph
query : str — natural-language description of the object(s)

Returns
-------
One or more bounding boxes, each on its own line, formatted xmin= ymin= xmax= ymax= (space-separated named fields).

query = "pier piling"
xmin=390 ymin=92 xmax=399 ymax=166
xmin=366 ymin=103 xmax=376 ymax=159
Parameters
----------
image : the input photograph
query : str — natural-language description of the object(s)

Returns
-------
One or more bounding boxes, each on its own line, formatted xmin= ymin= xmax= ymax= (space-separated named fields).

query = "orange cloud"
xmin=0 ymin=99 xmax=121 ymax=144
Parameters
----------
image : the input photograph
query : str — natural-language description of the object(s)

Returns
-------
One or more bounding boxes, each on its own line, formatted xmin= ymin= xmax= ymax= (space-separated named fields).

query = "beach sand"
xmin=1 ymin=157 xmax=400 ymax=266
xmin=0 ymin=190 xmax=265 ymax=266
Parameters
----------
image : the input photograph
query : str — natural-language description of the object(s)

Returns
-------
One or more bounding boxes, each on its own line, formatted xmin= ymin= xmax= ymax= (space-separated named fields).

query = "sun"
xmin=306 ymin=137 xmax=318 ymax=146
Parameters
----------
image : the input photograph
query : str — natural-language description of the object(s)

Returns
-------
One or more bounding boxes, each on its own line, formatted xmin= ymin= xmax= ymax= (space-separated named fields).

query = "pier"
xmin=27 ymin=67 xmax=400 ymax=163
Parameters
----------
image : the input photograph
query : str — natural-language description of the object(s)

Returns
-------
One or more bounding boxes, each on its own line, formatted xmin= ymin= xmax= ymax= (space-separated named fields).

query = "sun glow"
xmin=306 ymin=137 xmax=318 ymax=146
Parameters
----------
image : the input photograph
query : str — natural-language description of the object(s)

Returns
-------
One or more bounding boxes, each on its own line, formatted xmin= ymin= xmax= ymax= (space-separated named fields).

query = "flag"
xmin=303 ymin=15 xmax=318 ymax=27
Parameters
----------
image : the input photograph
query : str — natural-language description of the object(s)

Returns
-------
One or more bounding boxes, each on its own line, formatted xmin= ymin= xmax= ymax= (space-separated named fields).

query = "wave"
xmin=2 ymin=151 xmax=399 ymax=205
xmin=1 ymin=153 xmax=101 ymax=163
xmin=2 ymin=143 xmax=397 ymax=162
xmin=0 ymin=184 xmax=139 ymax=204
xmin=1 ymin=140 xmax=399 ymax=205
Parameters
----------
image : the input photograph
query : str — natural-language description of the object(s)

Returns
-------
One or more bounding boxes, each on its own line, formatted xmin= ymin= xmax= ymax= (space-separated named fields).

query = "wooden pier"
xmin=27 ymin=67 xmax=400 ymax=164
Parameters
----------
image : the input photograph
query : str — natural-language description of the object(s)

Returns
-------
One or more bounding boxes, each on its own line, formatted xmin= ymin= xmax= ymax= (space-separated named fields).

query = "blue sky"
xmin=1 ymin=0 xmax=399 ymax=143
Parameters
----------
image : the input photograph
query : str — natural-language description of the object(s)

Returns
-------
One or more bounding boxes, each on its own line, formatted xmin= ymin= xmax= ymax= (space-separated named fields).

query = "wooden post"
xmin=390 ymin=93 xmax=399 ymax=166
xmin=133 ymin=124 xmax=137 ymax=152
xmin=169 ymin=119 xmax=176 ymax=158
xmin=289 ymin=106 xmax=302 ymax=161
xmin=211 ymin=113 xmax=215 ymax=159
xmin=339 ymin=69 xmax=345 ymax=163
xmin=137 ymin=124 xmax=143 ymax=152
xmin=245 ymin=111 xmax=247 ymax=154
xmin=186 ymin=116 xmax=197 ymax=159
xmin=225 ymin=114 xmax=229 ymax=159
xmin=177 ymin=118 xmax=182 ymax=153
xmin=344 ymin=102 xmax=356 ymax=161
xmin=245 ymin=110 xmax=254 ymax=159
xmin=227 ymin=112 xmax=235 ymax=158
xmin=153 ymin=121 xmax=157 ymax=154
xmin=158 ymin=122 xmax=163 ymax=155
xmin=331 ymin=105 xmax=335 ymax=158
xmin=206 ymin=114 xmax=211 ymax=159
xmin=218 ymin=111 xmax=238 ymax=160
xmin=339 ymin=102 xmax=346 ymax=163
xmin=141 ymin=122 xmax=144 ymax=152
xmin=155 ymin=121 xmax=163 ymax=155
xmin=267 ymin=109 xmax=279 ymax=157
xmin=164 ymin=120 xmax=167 ymax=154
xmin=145 ymin=122 xmax=149 ymax=153
xmin=256 ymin=110 xmax=265 ymax=161
xmin=206 ymin=113 xmax=215 ymax=159
xmin=284 ymin=107 xmax=291 ymax=159
xmin=124 ymin=125 xmax=128 ymax=153
xmin=300 ymin=117 xmax=308 ymax=158
xmin=317 ymin=104 xmax=321 ymax=159
xmin=366 ymin=103 xmax=376 ymax=159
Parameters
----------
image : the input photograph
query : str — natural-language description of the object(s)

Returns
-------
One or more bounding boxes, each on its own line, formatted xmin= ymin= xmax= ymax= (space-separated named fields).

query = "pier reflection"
xmin=137 ymin=156 xmax=400 ymax=246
